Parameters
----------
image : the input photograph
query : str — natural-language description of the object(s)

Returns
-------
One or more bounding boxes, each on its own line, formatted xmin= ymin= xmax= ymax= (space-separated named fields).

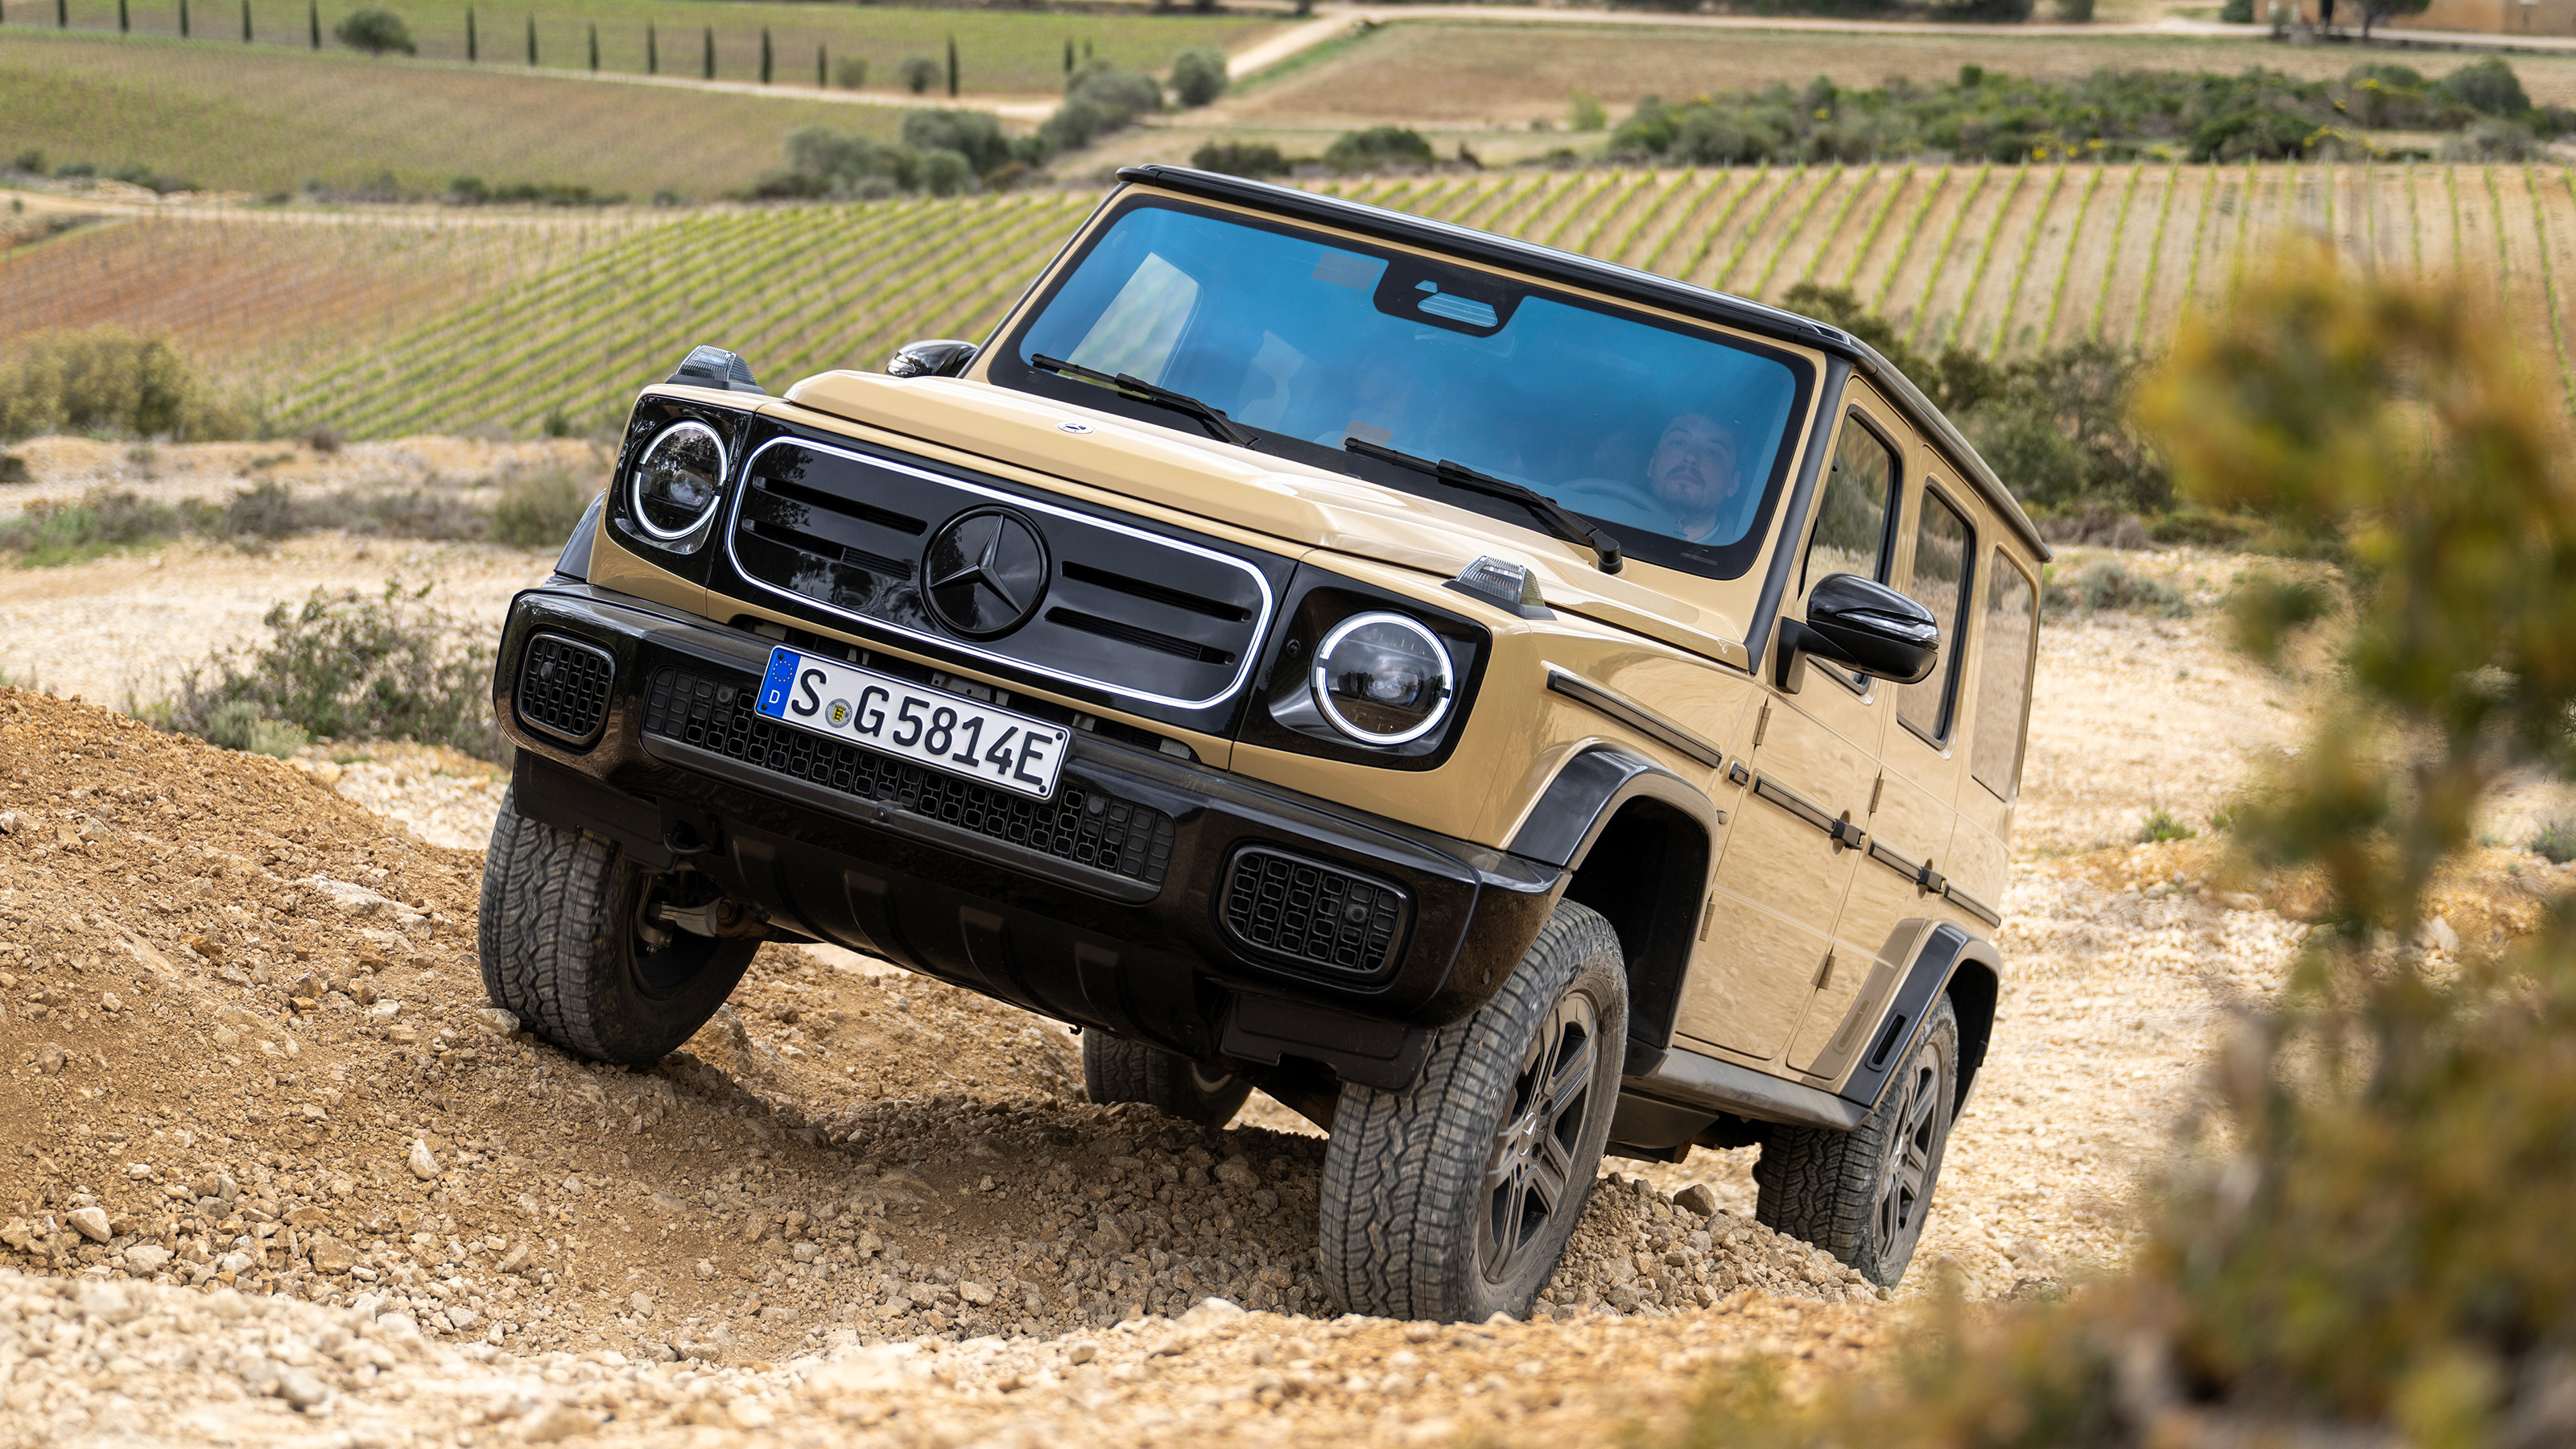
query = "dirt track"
xmin=0 ymin=540 xmax=2415 ymax=1447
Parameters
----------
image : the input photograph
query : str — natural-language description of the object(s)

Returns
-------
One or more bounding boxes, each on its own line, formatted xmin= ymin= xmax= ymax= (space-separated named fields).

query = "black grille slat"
xmin=729 ymin=439 xmax=1271 ymax=708
xmin=642 ymin=667 xmax=1175 ymax=888
xmin=518 ymin=634 xmax=613 ymax=745
xmin=1222 ymin=848 xmax=1409 ymax=976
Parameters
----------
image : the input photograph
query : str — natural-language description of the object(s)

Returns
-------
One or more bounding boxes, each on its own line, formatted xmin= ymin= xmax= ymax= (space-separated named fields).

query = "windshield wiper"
xmin=1344 ymin=437 xmax=1623 ymax=574
xmin=1029 ymin=353 xmax=1253 ymax=448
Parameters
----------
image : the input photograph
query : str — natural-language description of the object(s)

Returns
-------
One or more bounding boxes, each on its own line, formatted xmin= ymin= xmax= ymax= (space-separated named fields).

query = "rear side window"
xmin=1801 ymin=413 xmax=1898 ymax=597
xmin=1897 ymin=487 xmax=1973 ymax=742
xmin=1970 ymin=551 xmax=2039 ymax=798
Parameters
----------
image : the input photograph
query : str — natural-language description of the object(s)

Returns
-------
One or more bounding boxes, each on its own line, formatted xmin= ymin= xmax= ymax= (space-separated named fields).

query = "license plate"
xmin=754 ymin=647 xmax=1072 ymax=801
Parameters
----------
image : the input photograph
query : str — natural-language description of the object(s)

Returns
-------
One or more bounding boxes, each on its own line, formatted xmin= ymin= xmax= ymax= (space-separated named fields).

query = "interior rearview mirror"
xmin=1775 ymin=572 xmax=1939 ymax=693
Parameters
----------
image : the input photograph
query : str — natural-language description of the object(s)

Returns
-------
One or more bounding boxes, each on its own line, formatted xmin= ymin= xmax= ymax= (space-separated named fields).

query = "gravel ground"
xmin=0 ymin=500 xmax=2438 ymax=1445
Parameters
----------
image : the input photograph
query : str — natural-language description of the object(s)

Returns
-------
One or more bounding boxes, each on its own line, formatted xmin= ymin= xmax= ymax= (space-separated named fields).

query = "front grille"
xmin=728 ymin=437 xmax=1273 ymax=709
xmin=518 ymin=634 xmax=614 ymax=745
xmin=1222 ymin=847 xmax=1410 ymax=976
xmin=642 ymin=667 xmax=1176 ymax=888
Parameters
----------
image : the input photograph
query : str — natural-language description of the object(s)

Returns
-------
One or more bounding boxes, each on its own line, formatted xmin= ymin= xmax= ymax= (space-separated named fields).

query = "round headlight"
xmin=630 ymin=421 xmax=728 ymax=540
xmin=1310 ymin=612 xmax=1455 ymax=745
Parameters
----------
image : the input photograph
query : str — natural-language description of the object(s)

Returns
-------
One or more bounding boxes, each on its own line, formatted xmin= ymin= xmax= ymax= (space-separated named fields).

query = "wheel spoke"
xmin=1544 ymin=1030 xmax=1597 ymax=1122
xmin=1530 ymin=1140 xmax=1571 ymax=1214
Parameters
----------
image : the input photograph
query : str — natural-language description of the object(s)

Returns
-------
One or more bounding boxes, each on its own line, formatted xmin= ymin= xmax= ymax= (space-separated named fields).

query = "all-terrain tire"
xmin=1316 ymin=900 xmax=1627 ymax=1322
xmin=478 ymin=786 xmax=757 ymax=1066
xmin=1753 ymin=992 xmax=1959 ymax=1287
xmin=1080 ymin=1034 xmax=1254 ymax=1128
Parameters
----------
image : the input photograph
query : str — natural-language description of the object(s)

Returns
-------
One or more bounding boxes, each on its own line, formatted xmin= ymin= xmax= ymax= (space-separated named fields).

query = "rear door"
xmin=1790 ymin=463 xmax=1976 ymax=1080
xmin=1676 ymin=396 xmax=1902 ymax=1065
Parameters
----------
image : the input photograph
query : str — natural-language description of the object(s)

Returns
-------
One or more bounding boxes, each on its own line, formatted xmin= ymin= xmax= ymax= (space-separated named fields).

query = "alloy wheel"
xmin=1478 ymin=991 xmax=1600 ymax=1286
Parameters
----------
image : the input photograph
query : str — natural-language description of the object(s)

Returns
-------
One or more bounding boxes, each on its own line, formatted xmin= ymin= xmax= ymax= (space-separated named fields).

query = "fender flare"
xmin=1836 ymin=921 xmax=2002 ymax=1117
xmin=1509 ymin=745 xmax=1726 ymax=1074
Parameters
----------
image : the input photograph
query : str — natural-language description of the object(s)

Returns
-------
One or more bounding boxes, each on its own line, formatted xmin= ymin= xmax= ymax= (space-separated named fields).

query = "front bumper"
xmin=493 ymin=582 xmax=1563 ymax=1086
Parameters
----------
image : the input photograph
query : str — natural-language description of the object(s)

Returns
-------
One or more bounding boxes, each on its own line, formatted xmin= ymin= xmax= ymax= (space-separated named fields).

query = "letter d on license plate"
xmin=754 ymin=647 xmax=1071 ymax=800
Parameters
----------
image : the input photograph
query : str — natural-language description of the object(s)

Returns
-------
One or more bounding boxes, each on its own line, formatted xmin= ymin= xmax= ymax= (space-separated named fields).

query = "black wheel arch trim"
xmin=1507 ymin=744 xmax=1724 ymax=1080
xmin=1836 ymin=922 xmax=2000 ymax=1117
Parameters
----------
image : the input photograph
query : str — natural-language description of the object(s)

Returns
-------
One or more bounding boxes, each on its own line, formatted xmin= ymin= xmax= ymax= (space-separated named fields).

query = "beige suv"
xmin=477 ymin=166 xmax=2047 ymax=1323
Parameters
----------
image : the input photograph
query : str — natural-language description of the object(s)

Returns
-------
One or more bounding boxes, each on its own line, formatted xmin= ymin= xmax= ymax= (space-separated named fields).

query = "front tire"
xmin=1317 ymin=901 xmax=1627 ymax=1322
xmin=1081 ymin=1034 xmax=1253 ymax=1128
xmin=1753 ymin=992 xmax=1959 ymax=1287
xmin=477 ymin=786 xmax=757 ymax=1066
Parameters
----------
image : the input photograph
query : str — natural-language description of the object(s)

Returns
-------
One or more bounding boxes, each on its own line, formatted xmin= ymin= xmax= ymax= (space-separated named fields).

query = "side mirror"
xmin=1775 ymin=572 xmax=1938 ymax=692
xmin=886 ymin=339 xmax=980 ymax=378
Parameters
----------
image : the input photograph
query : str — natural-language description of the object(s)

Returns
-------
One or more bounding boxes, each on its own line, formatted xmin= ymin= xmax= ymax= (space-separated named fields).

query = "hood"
xmin=778 ymin=370 xmax=1753 ymax=671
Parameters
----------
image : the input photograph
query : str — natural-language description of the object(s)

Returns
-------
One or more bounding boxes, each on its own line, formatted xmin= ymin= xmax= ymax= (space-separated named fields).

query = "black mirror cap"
xmin=667 ymin=345 xmax=765 ymax=394
xmin=1798 ymin=572 xmax=1939 ymax=685
xmin=887 ymin=339 xmax=980 ymax=378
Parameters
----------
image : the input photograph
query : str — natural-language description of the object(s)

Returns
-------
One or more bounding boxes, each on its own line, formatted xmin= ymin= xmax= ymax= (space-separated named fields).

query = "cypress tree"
xmin=645 ymin=22 xmax=654 ymax=73
xmin=58 ymin=0 xmax=67 ymax=29
xmin=585 ymin=21 xmax=595 ymax=70
xmin=117 ymin=0 xmax=126 ymax=32
xmin=1083 ymin=38 xmax=1092 ymax=60
xmin=1063 ymin=39 xmax=1073 ymax=75
xmin=944 ymin=34 xmax=956 ymax=96
xmin=241 ymin=0 xmax=250 ymax=41
xmin=524 ymin=13 xmax=534 ymax=64
xmin=307 ymin=0 xmax=317 ymax=48
xmin=179 ymin=0 xmax=189 ymax=39
xmin=758 ymin=26 xmax=770 ymax=84
xmin=700 ymin=24 xmax=712 ymax=79
xmin=465 ymin=6 xmax=476 ymax=60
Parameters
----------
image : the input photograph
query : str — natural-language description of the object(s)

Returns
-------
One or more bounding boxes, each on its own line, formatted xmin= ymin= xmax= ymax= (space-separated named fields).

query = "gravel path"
xmin=0 ymin=511 xmax=2344 ymax=1443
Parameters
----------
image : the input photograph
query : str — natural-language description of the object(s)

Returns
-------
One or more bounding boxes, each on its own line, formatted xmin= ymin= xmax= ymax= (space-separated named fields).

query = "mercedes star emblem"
xmin=923 ymin=508 xmax=1049 ymax=638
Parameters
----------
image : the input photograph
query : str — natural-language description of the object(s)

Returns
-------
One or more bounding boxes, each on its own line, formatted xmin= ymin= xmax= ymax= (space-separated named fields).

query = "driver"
xmin=1643 ymin=411 xmax=1743 ymax=545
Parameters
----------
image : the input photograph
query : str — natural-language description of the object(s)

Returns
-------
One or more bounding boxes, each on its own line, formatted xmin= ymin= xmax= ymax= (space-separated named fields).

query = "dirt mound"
xmin=0 ymin=687 xmax=1891 ymax=1445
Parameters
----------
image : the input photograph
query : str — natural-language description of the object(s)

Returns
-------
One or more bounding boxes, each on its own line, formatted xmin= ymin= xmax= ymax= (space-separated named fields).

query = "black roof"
xmin=1116 ymin=165 xmax=2050 ymax=560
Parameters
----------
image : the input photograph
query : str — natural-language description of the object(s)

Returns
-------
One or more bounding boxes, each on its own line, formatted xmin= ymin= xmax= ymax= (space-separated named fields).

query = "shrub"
xmin=2439 ymin=56 xmax=2529 ymax=116
xmin=2055 ymin=0 xmax=2095 ymax=17
xmin=901 ymin=109 xmax=1013 ymax=175
xmin=912 ymin=147 xmax=973 ymax=196
xmin=2071 ymin=559 xmax=2189 ymax=616
xmin=1322 ymin=125 xmax=1434 ymax=172
xmin=200 ymin=700 xmax=308 ymax=758
xmin=1169 ymin=47 xmax=1227 ymax=107
xmin=0 ymin=452 xmax=27 ymax=485
xmin=305 ymin=425 xmax=342 ymax=453
xmin=2134 ymin=806 xmax=2196 ymax=843
xmin=897 ymin=56 xmax=939 ymax=94
xmin=0 ymin=489 xmax=207 ymax=564
xmin=168 ymin=581 xmax=504 ymax=759
xmin=1567 ymin=87 xmax=1607 ymax=132
xmin=332 ymin=6 xmax=415 ymax=55
xmin=0 ymin=329 xmax=245 ymax=443
xmin=222 ymin=480 xmax=300 ymax=539
xmin=833 ymin=56 xmax=868 ymax=89
xmin=2532 ymin=818 xmax=2576 ymax=864
xmin=493 ymin=469 xmax=593 ymax=548
xmin=2441 ymin=115 xmax=2537 ymax=160
xmin=1190 ymin=140 xmax=1290 ymax=177
xmin=1039 ymin=64 xmax=1162 ymax=152
xmin=2219 ymin=0 xmax=2252 ymax=17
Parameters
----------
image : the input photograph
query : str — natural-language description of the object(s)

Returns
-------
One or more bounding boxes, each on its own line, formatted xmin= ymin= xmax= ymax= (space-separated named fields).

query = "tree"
xmin=898 ymin=54 xmax=938 ymax=94
xmin=759 ymin=26 xmax=771 ymax=84
xmin=464 ymin=6 xmax=475 ymax=60
xmin=2358 ymin=0 xmax=2430 ymax=39
xmin=586 ymin=21 xmax=597 ymax=71
xmin=1169 ymin=47 xmax=1227 ymax=107
xmin=944 ymin=35 xmax=958 ymax=97
xmin=700 ymin=26 xmax=712 ymax=80
xmin=332 ymin=6 xmax=415 ymax=54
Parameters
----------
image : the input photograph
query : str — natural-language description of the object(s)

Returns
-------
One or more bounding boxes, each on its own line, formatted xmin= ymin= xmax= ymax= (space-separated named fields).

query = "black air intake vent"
xmin=517 ymin=634 xmax=614 ymax=746
xmin=728 ymin=437 xmax=1273 ymax=710
xmin=641 ymin=668 xmax=1176 ymax=888
xmin=1221 ymin=847 xmax=1410 ymax=977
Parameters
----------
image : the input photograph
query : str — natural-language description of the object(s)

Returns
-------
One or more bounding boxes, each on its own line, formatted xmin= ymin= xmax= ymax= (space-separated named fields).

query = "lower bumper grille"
xmin=1222 ymin=847 xmax=1410 ymax=976
xmin=518 ymin=634 xmax=614 ymax=745
xmin=641 ymin=667 xmax=1177 ymax=888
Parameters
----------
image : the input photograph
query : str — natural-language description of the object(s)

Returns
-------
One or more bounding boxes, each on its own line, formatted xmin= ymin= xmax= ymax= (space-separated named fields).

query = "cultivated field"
xmin=15 ymin=0 xmax=1273 ymax=93
xmin=0 ymin=30 xmax=908 ymax=198
xmin=1215 ymin=20 xmax=2576 ymax=130
xmin=10 ymin=161 xmax=2573 ymax=436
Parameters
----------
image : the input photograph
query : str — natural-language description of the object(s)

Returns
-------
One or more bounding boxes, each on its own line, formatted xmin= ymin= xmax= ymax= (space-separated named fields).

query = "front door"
xmin=1676 ymin=402 xmax=1903 ymax=1064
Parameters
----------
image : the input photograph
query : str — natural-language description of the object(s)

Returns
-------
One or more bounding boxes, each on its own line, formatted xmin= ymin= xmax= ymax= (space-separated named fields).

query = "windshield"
xmin=990 ymin=199 xmax=1812 ymax=581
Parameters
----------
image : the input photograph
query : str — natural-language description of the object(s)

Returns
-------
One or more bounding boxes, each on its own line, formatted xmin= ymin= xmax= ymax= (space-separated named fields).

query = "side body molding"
xmin=1508 ymin=745 xmax=1722 ymax=871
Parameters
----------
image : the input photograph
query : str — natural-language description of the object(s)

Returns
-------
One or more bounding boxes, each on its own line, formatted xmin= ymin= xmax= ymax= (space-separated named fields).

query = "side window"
xmin=1896 ymin=487 xmax=1974 ymax=741
xmin=1969 ymin=551 xmax=2039 ymax=799
xmin=1800 ymin=412 xmax=1898 ymax=599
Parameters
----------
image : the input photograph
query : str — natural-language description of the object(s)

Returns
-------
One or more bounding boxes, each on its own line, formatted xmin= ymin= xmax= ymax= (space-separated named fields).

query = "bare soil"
xmin=0 ymin=512 xmax=2522 ymax=1446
